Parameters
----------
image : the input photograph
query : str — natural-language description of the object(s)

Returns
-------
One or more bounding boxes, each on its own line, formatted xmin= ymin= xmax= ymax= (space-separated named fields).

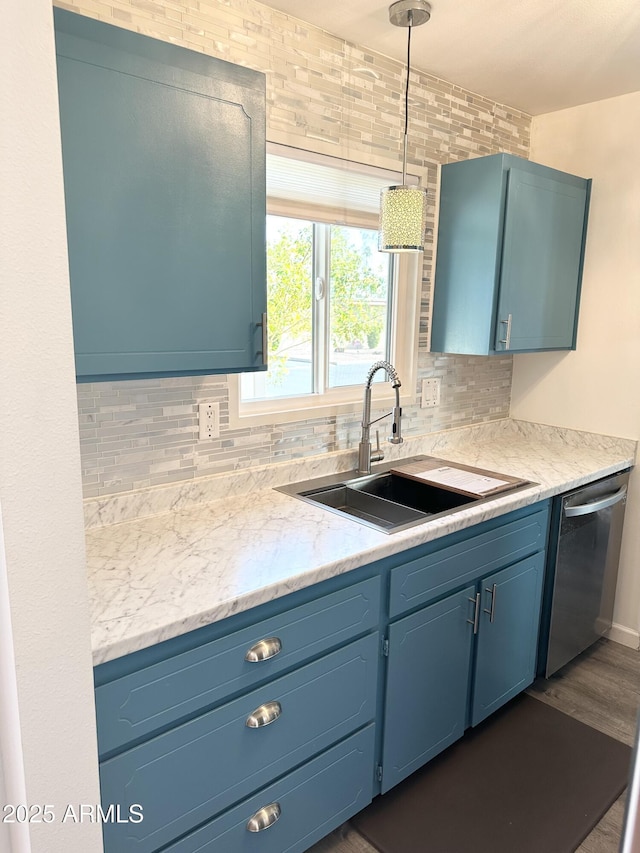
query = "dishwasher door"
xmin=543 ymin=470 xmax=629 ymax=678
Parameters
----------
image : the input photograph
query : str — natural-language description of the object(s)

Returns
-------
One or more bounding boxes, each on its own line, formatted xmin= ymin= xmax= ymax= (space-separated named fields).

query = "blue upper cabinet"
xmin=53 ymin=9 xmax=267 ymax=381
xmin=430 ymin=154 xmax=590 ymax=355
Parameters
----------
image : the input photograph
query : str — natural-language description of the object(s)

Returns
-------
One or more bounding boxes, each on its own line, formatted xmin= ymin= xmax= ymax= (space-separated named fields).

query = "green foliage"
xmin=329 ymin=226 xmax=387 ymax=350
xmin=266 ymin=220 xmax=388 ymax=374
xmin=266 ymin=223 xmax=313 ymax=355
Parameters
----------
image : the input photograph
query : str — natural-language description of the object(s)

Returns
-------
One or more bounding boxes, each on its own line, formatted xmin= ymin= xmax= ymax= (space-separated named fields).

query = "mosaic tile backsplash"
xmin=58 ymin=0 xmax=530 ymax=498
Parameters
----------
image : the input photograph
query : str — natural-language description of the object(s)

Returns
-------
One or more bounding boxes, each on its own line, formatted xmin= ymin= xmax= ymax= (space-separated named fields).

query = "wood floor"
xmin=308 ymin=639 xmax=640 ymax=853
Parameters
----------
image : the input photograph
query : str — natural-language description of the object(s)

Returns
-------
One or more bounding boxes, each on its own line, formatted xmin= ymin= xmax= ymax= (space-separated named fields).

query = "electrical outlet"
xmin=198 ymin=401 xmax=220 ymax=440
xmin=421 ymin=378 xmax=441 ymax=408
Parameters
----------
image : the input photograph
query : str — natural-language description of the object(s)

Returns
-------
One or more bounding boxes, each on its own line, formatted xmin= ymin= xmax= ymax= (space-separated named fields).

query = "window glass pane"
xmin=241 ymin=216 xmax=313 ymax=401
xmin=328 ymin=225 xmax=391 ymax=388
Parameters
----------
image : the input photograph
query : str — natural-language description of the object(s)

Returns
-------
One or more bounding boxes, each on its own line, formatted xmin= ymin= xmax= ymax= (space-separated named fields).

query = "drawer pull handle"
xmin=245 ymin=637 xmax=282 ymax=663
xmin=246 ymin=802 xmax=281 ymax=833
xmin=246 ymin=701 xmax=282 ymax=728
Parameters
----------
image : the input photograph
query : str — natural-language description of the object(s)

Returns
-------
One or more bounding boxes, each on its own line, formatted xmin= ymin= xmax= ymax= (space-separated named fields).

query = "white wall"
xmin=0 ymin=752 xmax=11 ymax=853
xmin=511 ymin=91 xmax=640 ymax=646
xmin=0 ymin=509 xmax=26 ymax=853
xmin=0 ymin=2 xmax=102 ymax=851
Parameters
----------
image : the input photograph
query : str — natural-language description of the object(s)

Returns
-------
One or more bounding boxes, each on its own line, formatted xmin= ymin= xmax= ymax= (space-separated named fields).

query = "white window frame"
xmin=229 ymin=145 xmax=421 ymax=428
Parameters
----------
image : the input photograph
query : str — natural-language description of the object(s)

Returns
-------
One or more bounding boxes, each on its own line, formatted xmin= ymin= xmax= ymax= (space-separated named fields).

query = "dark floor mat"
xmin=352 ymin=694 xmax=631 ymax=853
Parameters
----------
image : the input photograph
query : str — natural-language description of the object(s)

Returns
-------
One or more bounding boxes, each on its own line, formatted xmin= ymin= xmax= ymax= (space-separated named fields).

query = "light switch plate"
xmin=421 ymin=378 xmax=441 ymax=408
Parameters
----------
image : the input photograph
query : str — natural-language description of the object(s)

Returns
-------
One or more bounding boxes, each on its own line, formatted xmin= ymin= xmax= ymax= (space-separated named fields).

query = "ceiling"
xmin=258 ymin=0 xmax=640 ymax=115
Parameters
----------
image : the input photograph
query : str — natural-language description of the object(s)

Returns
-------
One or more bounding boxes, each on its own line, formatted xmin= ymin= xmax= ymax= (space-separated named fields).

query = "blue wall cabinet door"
xmin=381 ymin=586 xmax=475 ymax=793
xmin=54 ymin=9 xmax=267 ymax=381
xmin=431 ymin=154 xmax=590 ymax=355
xmin=471 ymin=552 xmax=545 ymax=726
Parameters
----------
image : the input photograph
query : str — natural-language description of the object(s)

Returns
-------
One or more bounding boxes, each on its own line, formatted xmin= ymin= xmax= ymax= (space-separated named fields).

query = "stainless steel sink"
xmin=297 ymin=484 xmax=427 ymax=531
xmin=277 ymin=455 xmax=533 ymax=534
xmin=351 ymin=472 xmax=475 ymax=514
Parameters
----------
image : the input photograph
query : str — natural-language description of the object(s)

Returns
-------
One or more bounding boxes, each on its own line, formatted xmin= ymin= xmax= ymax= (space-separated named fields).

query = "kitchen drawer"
xmin=100 ymin=633 xmax=378 ymax=853
xmin=389 ymin=505 xmax=549 ymax=618
xmin=161 ymin=725 xmax=375 ymax=853
xmin=95 ymin=575 xmax=380 ymax=756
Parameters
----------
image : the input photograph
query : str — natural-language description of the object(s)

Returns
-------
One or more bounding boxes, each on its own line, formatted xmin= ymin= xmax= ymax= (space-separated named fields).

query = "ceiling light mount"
xmin=379 ymin=0 xmax=431 ymax=253
xmin=388 ymin=0 xmax=431 ymax=29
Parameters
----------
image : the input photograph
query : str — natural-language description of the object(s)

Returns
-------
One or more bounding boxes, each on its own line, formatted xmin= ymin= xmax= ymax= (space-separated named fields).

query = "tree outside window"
xmin=242 ymin=216 xmax=392 ymax=402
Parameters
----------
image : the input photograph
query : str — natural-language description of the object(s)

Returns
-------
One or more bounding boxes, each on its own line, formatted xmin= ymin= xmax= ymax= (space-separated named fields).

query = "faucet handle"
xmin=371 ymin=430 xmax=384 ymax=464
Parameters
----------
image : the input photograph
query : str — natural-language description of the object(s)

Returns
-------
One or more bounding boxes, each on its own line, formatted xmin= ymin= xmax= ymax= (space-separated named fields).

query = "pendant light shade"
xmin=379 ymin=184 xmax=428 ymax=252
xmin=379 ymin=0 xmax=431 ymax=254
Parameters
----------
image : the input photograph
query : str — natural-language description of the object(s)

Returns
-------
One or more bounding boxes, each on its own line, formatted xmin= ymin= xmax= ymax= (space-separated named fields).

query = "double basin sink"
xmin=278 ymin=455 xmax=533 ymax=534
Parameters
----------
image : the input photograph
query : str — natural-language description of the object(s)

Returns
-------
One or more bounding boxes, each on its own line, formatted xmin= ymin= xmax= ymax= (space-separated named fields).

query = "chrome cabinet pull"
xmin=257 ymin=311 xmax=268 ymax=365
xmin=467 ymin=593 xmax=481 ymax=635
xmin=246 ymin=802 xmax=281 ymax=833
xmin=499 ymin=314 xmax=512 ymax=350
xmin=245 ymin=636 xmax=282 ymax=663
xmin=246 ymin=701 xmax=282 ymax=729
xmin=484 ymin=584 xmax=497 ymax=623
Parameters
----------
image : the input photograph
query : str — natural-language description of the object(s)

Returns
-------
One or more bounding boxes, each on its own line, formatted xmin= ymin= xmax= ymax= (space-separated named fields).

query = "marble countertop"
xmin=85 ymin=419 xmax=636 ymax=665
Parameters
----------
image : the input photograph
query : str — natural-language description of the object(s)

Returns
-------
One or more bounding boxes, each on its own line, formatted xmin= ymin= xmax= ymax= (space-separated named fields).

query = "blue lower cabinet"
xmin=471 ymin=552 xmax=545 ymax=725
xmin=388 ymin=507 xmax=548 ymax=618
xmin=95 ymin=576 xmax=381 ymax=757
xmin=94 ymin=501 xmax=551 ymax=852
xmin=163 ymin=725 xmax=375 ymax=853
xmin=381 ymin=587 xmax=476 ymax=792
xmin=381 ymin=550 xmax=547 ymax=794
xmin=100 ymin=634 xmax=378 ymax=852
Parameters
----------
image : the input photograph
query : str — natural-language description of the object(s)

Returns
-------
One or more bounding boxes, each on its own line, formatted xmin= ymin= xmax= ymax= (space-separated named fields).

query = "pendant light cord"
xmin=405 ymin=14 xmax=412 ymax=138
xmin=402 ymin=11 xmax=413 ymax=185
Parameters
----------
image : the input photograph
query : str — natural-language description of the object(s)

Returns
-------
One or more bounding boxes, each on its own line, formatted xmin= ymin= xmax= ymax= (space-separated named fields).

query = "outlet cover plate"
xmin=198 ymin=401 xmax=220 ymax=440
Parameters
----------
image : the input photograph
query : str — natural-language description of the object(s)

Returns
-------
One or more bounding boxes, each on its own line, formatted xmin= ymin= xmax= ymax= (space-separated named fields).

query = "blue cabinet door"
xmin=381 ymin=586 xmax=475 ymax=793
xmin=471 ymin=552 xmax=545 ymax=726
xmin=496 ymin=167 xmax=589 ymax=351
xmin=431 ymin=153 xmax=590 ymax=356
xmin=54 ymin=9 xmax=266 ymax=381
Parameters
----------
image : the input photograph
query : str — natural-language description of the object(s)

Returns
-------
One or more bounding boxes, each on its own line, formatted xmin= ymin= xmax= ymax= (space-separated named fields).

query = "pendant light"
xmin=379 ymin=0 xmax=431 ymax=253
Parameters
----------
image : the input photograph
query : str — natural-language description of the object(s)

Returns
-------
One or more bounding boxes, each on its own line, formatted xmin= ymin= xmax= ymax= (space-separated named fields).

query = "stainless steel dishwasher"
xmin=539 ymin=470 xmax=630 ymax=678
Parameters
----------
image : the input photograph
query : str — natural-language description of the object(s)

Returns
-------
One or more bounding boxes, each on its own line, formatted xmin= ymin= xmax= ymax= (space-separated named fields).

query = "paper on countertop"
xmin=411 ymin=466 xmax=510 ymax=494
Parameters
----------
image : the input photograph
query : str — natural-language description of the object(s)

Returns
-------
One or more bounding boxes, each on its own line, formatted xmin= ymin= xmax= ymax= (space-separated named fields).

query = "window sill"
xmin=228 ymin=382 xmax=416 ymax=429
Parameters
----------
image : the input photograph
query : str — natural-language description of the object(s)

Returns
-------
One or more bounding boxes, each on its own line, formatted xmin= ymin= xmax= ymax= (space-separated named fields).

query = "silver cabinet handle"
xmin=484 ymin=584 xmax=497 ymax=623
xmin=245 ymin=636 xmax=282 ymax=663
xmin=246 ymin=701 xmax=282 ymax=729
xmin=246 ymin=802 xmax=281 ymax=833
xmin=564 ymin=486 xmax=627 ymax=517
xmin=257 ymin=311 xmax=268 ymax=366
xmin=467 ymin=593 xmax=481 ymax=635
xmin=499 ymin=314 xmax=512 ymax=350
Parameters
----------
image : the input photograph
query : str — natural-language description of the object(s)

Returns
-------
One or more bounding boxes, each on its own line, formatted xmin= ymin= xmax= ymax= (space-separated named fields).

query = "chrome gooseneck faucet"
xmin=357 ymin=361 xmax=404 ymax=475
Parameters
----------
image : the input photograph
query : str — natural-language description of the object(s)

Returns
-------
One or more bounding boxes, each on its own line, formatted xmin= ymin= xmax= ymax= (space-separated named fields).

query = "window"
xmin=230 ymin=145 xmax=421 ymax=427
